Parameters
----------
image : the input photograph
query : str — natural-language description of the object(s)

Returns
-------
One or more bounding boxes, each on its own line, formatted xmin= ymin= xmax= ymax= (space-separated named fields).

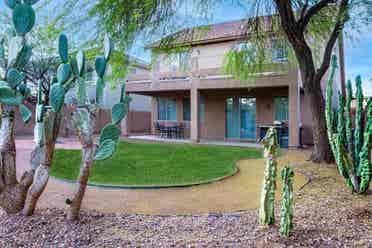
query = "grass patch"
xmin=51 ymin=141 xmax=262 ymax=186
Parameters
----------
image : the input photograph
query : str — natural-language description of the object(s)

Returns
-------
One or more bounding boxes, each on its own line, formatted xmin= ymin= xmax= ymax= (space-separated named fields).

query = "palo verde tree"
xmin=90 ymin=0 xmax=372 ymax=163
xmin=65 ymin=36 xmax=131 ymax=221
xmin=325 ymin=55 xmax=371 ymax=193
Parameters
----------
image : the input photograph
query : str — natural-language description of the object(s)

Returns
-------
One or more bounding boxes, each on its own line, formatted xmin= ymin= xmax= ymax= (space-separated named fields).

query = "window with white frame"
xmin=272 ymin=39 xmax=288 ymax=62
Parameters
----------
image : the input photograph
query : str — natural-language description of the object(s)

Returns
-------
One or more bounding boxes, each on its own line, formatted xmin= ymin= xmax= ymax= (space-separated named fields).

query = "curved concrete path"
xmin=16 ymin=137 xmax=308 ymax=215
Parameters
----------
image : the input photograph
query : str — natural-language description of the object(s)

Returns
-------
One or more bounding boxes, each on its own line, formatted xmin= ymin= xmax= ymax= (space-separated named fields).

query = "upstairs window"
xmin=158 ymin=97 xmax=177 ymax=121
xmin=272 ymin=39 xmax=288 ymax=62
xmin=166 ymin=51 xmax=190 ymax=72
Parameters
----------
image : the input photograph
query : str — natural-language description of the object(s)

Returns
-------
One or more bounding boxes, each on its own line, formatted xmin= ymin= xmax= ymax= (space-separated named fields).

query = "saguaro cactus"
xmin=259 ymin=127 xmax=279 ymax=226
xmin=326 ymin=55 xmax=372 ymax=194
xmin=66 ymin=36 xmax=131 ymax=221
xmin=279 ymin=166 xmax=294 ymax=237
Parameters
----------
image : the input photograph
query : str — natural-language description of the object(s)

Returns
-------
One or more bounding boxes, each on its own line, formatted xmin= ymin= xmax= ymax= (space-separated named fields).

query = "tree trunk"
xmin=23 ymin=111 xmax=62 ymax=216
xmin=67 ymin=144 xmax=95 ymax=221
xmin=304 ymin=78 xmax=333 ymax=163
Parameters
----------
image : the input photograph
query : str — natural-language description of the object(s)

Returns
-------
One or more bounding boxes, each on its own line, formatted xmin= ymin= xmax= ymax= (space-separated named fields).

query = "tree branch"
xmin=315 ymin=0 xmax=349 ymax=81
xmin=298 ymin=0 xmax=336 ymax=31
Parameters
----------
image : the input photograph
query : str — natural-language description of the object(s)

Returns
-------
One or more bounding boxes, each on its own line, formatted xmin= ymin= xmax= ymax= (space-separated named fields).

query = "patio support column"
xmin=190 ymin=86 xmax=200 ymax=142
xmin=151 ymin=96 xmax=158 ymax=135
xmin=190 ymin=51 xmax=200 ymax=143
xmin=288 ymin=78 xmax=300 ymax=148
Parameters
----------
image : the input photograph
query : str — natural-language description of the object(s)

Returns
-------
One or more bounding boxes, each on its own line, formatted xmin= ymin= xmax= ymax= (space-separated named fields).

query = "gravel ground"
xmin=1 ymin=163 xmax=371 ymax=247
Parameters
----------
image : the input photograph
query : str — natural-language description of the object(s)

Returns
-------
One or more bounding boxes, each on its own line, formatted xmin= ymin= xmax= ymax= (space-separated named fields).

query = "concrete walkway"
xmin=16 ymin=137 xmax=308 ymax=215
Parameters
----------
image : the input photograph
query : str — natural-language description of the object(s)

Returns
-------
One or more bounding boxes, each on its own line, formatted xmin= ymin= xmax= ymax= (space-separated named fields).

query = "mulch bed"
xmin=0 ymin=163 xmax=371 ymax=247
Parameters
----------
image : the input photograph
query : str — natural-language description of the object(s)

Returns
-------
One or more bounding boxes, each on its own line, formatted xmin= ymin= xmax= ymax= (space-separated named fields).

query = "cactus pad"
xmin=94 ymin=139 xmax=116 ymax=161
xmin=57 ymin=63 xmax=71 ymax=84
xmin=23 ymin=0 xmax=40 ymax=5
xmin=58 ymin=34 xmax=69 ymax=63
xmin=19 ymin=103 xmax=32 ymax=123
xmin=0 ymin=84 xmax=22 ymax=105
xmin=5 ymin=0 xmax=21 ymax=9
xmin=99 ymin=123 xmax=120 ymax=145
xmin=49 ymin=83 xmax=65 ymax=112
xmin=7 ymin=68 xmax=25 ymax=88
xmin=95 ymin=56 xmax=107 ymax=78
xmin=12 ymin=4 xmax=36 ymax=35
xmin=95 ymin=77 xmax=104 ymax=105
xmin=104 ymin=36 xmax=113 ymax=61
xmin=76 ymin=50 xmax=85 ymax=76
xmin=8 ymin=36 xmax=24 ymax=67
xmin=111 ymin=102 xmax=128 ymax=125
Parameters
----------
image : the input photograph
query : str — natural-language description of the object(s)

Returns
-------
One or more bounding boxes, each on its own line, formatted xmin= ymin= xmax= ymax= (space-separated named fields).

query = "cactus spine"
xmin=325 ymin=55 xmax=372 ymax=194
xmin=259 ymin=127 xmax=279 ymax=226
xmin=279 ymin=166 xmax=294 ymax=237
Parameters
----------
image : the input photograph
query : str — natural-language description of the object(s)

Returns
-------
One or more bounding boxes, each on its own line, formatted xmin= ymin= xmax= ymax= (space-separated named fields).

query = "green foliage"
xmin=325 ymin=55 xmax=371 ymax=194
xmin=279 ymin=166 xmax=294 ymax=237
xmin=94 ymin=139 xmax=116 ymax=161
xmin=58 ymin=34 xmax=69 ymax=63
xmin=12 ymin=4 xmax=36 ymax=35
xmin=49 ymin=83 xmax=65 ymax=112
xmin=19 ymin=103 xmax=32 ymax=123
xmin=259 ymin=127 xmax=279 ymax=226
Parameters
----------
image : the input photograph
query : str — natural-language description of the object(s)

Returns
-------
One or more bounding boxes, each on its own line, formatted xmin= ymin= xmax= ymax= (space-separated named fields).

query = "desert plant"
xmin=279 ymin=166 xmax=294 ymax=237
xmin=259 ymin=127 xmax=279 ymax=226
xmin=65 ymin=36 xmax=131 ymax=221
xmin=325 ymin=55 xmax=372 ymax=194
xmin=0 ymin=0 xmax=75 ymax=215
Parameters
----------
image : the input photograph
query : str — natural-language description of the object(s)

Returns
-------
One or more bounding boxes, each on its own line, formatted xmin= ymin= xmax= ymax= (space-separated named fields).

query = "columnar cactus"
xmin=66 ymin=36 xmax=131 ymax=221
xmin=326 ymin=55 xmax=372 ymax=194
xmin=279 ymin=166 xmax=294 ymax=237
xmin=259 ymin=127 xmax=279 ymax=226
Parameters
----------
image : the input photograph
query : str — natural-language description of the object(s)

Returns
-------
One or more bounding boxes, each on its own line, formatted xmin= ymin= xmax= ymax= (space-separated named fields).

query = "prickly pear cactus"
xmin=279 ymin=166 xmax=294 ymax=237
xmin=259 ymin=127 xmax=279 ymax=226
xmin=67 ymin=36 xmax=131 ymax=220
xmin=325 ymin=55 xmax=372 ymax=194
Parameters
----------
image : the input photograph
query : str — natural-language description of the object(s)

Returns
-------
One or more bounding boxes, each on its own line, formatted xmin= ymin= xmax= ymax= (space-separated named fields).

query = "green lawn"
xmin=51 ymin=141 xmax=262 ymax=186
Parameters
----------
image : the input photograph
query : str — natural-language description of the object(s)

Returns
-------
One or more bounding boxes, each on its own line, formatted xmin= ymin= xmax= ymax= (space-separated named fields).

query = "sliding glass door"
xmin=226 ymin=97 xmax=256 ymax=140
xmin=240 ymin=98 xmax=256 ymax=139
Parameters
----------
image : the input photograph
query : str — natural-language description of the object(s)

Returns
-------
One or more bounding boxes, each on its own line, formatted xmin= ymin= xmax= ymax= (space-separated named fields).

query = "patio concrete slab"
xmin=15 ymin=137 xmax=307 ymax=215
xmin=128 ymin=135 xmax=263 ymax=148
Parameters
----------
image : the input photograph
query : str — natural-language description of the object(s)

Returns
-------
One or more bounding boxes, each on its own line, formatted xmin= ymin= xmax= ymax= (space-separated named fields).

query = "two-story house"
xmin=124 ymin=18 xmax=343 ymax=147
